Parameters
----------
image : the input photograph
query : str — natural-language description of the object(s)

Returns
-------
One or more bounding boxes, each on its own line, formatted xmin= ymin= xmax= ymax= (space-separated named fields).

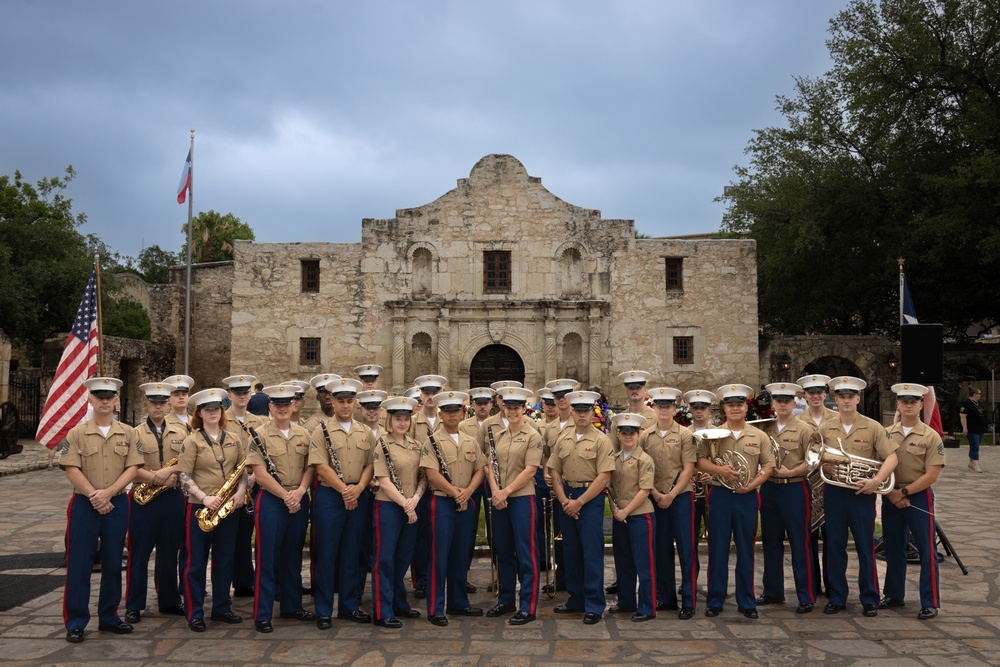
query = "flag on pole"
xmin=176 ymin=148 xmax=192 ymax=204
xmin=923 ymin=385 xmax=943 ymax=436
xmin=901 ymin=275 xmax=918 ymax=325
xmin=35 ymin=266 xmax=100 ymax=449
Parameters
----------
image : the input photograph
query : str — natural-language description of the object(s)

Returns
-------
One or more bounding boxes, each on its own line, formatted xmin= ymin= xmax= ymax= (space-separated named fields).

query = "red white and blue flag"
xmin=176 ymin=148 xmax=192 ymax=204
xmin=36 ymin=266 xmax=100 ymax=449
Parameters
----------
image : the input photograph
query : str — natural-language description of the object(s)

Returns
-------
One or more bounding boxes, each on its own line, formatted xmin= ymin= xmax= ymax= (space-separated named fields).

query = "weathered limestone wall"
xmin=162 ymin=262 xmax=233 ymax=389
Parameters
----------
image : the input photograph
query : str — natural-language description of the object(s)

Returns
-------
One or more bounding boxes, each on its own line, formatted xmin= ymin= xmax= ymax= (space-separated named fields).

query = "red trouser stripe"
xmin=62 ymin=494 xmax=75 ymax=626
xmin=372 ymin=501 xmax=383 ymax=619
xmin=252 ymin=493 xmax=263 ymax=619
xmin=925 ymin=489 xmax=939 ymax=607
xmin=429 ymin=495 xmax=438 ymax=614
xmin=183 ymin=502 xmax=195 ymax=621
xmin=645 ymin=513 xmax=656 ymax=615
xmin=529 ymin=498 xmax=538 ymax=614
xmin=800 ymin=481 xmax=815 ymax=602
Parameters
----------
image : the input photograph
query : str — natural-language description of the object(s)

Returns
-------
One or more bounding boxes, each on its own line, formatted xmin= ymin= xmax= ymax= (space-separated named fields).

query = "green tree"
xmin=721 ymin=0 xmax=1000 ymax=338
xmin=181 ymin=210 xmax=254 ymax=263
xmin=102 ymin=295 xmax=152 ymax=340
xmin=135 ymin=244 xmax=179 ymax=283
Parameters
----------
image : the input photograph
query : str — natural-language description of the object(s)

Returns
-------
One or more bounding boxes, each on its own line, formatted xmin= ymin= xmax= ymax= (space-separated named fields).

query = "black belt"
xmin=564 ymin=481 xmax=593 ymax=489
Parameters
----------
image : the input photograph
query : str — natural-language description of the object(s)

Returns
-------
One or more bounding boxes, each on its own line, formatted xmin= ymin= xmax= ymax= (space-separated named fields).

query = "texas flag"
xmin=176 ymin=148 xmax=192 ymax=204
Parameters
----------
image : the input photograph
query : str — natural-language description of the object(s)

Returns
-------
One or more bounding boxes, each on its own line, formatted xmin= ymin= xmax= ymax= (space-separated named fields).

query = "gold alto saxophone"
xmin=132 ymin=456 xmax=180 ymax=505
xmin=196 ymin=457 xmax=249 ymax=532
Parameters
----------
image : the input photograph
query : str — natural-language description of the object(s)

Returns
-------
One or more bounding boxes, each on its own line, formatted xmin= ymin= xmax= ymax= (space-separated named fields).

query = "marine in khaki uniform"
xmin=698 ymin=384 xmax=776 ymax=619
xmin=371 ymin=396 xmax=427 ymax=628
xmin=639 ymin=386 xmax=698 ymax=618
xmin=879 ymin=383 xmax=945 ymax=620
xmin=352 ymin=364 xmax=382 ymax=421
xmin=816 ymin=376 xmax=898 ymax=617
xmin=484 ymin=387 xmax=544 ymax=624
xmin=60 ymin=377 xmax=143 ymax=643
xmin=282 ymin=380 xmax=310 ymax=426
xmin=458 ymin=387 xmax=495 ymax=591
xmin=608 ymin=370 xmax=657 ymax=451
xmin=355 ymin=388 xmax=388 ymax=600
xmin=309 ymin=378 xmax=376 ymax=627
xmin=796 ymin=373 xmax=836 ymax=598
xmin=542 ymin=378 xmax=579 ymax=593
xmin=549 ymin=390 xmax=616 ymax=624
xmin=758 ymin=382 xmax=819 ymax=613
xmin=419 ymin=391 xmax=487 ymax=625
xmin=248 ymin=384 xmax=315 ymax=632
xmin=410 ymin=374 xmax=447 ymax=437
xmin=176 ymin=388 xmax=247 ymax=632
xmin=608 ymin=413 xmax=657 ymax=622
xmin=163 ymin=374 xmax=195 ymax=434
xmin=125 ymin=382 xmax=187 ymax=623
xmin=797 ymin=374 xmax=839 ymax=428
xmin=302 ymin=373 xmax=341 ymax=434
xmin=410 ymin=375 xmax=449 ymax=599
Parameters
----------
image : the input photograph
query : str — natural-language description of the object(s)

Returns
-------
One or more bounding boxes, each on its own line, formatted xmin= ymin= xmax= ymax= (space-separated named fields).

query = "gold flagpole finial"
xmin=897 ymin=257 xmax=905 ymax=273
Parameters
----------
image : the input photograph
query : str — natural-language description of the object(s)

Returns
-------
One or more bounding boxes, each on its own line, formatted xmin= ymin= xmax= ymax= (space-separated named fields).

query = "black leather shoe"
xmin=233 ymin=587 xmax=254 ymax=597
xmin=124 ymin=609 xmax=141 ymax=623
xmin=796 ymin=602 xmax=814 ymax=614
xmin=280 ymin=610 xmax=316 ymax=621
xmin=302 ymin=586 xmax=312 ymax=596
xmin=255 ymin=620 xmax=273 ymax=633
xmin=631 ymin=612 xmax=654 ymax=622
xmin=98 ymin=620 xmax=134 ymax=634
xmin=656 ymin=600 xmax=679 ymax=611
xmin=446 ymin=606 xmax=483 ymax=617
xmin=917 ymin=607 xmax=938 ymax=620
xmin=582 ymin=612 xmax=602 ymax=624
xmin=705 ymin=606 xmax=721 ymax=617
xmin=862 ymin=604 xmax=878 ymax=617
xmin=159 ymin=604 xmax=185 ymax=616
xmin=316 ymin=616 xmax=332 ymax=629
xmin=553 ymin=604 xmax=581 ymax=614
xmin=737 ymin=607 xmax=759 ymax=619
xmin=466 ymin=582 xmax=477 ymax=594
xmin=188 ymin=618 xmax=207 ymax=632
xmin=429 ymin=615 xmax=449 ymax=626
xmin=823 ymin=603 xmax=846 ymax=614
xmin=756 ymin=593 xmax=784 ymax=605
xmin=374 ymin=617 xmax=402 ymax=629
xmin=395 ymin=608 xmax=421 ymax=619
xmin=676 ymin=607 xmax=692 ymax=620
xmin=337 ymin=610 xmax=372 ymax=623
xmin=509 ymin=611 xmax=535 ymax=625
xmin=211 ymin=611 xmax=243 ymax=624
xmin=414 ymin=585 xmax=427 ymax=599
xmin=608 ymin=604 xmax=636 ymax=614
xmin=487 ymin=602 xmax=515 ymax=617
xmin=605 ymin=582 xmax=618 ymax=594
xmin=66 ymin=628 xmax=84 ymax=643
xmin=878 ymin=597 xmax=905 ymax=609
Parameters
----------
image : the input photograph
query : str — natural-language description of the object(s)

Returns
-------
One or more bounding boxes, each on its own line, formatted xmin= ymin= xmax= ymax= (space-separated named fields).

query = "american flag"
xmin=36 ymin=266 xmax=100 ymax=449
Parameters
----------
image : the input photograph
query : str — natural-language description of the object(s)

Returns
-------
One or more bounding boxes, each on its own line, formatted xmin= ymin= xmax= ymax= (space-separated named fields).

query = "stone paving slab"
xmin=0 ymin=447 xmax=995 ymax=665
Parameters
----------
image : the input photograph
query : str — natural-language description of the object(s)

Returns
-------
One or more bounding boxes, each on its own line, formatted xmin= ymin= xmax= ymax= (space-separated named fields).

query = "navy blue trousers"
xmin=232 ymin=486 xmax=257 ymax=591
xmin=490 ymin=494 xmax=540 ymax=614
xmin=125 ymin=488 xmax=184 ymax=612
xmin=371 ymin=500 xmax=418 ymax=620
xmin=612 ymin=512 xmax=656 ymax=616
xmin=253 ymin=490 xmax=310 ymax=622
xmin=655 ymin=491 xmax=697 ymax=610
xmin=64 ymin=493 xmax=129 ymax=630
xmin=560 ymin=487 xmax=606 ymax=615
xmin=760 ymin=480 xmax=815 ymax=604
xmin=183 ymin=503 xmax=238 ymax=621
xmin=410 ymin=493 xmax=432 ymax=589
xmin=427 ymin=494 xmax=478 ymax=616
xmin=312 ymin=484 xmax=369 ymax=617
xmin=706 ymin=486 xmax=759 ymax=610
xmin=824 ymin=484 xmax=879 ymax=607
xmin=882 ymin=488 xmax=939 ymax=609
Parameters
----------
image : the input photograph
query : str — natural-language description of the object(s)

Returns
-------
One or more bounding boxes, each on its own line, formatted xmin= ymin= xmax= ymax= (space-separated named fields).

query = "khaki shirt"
xmin=799 ymin=407 xmax=839 ymax=428
xmin=458 ymin=415 xmax=486 ymax=442
xmin=887 ymin=421 xmax=945 ymax=486
xmin=550 ymin=427 xmax=616 ymax=483
xmin=609 ymin=404 xmax=657 ymax=451
xmin=60 ymin=419 xmax=143 ymax=490
xmin=136 ymin=418 xmax=188 ymax=471
xmin=373 ymin=435 xmax=423 ymax=501
xmin=176 ymin=429 xmax=245 ymax=504
xmin=308 ymin=419 xmax=375 ymax=486
xmin=762 ymin=418 xmax=819 ymax=482
xmin=487 ymin=421 xmax=543 ymax=498
xmin=165 ymin=411 xmax=193 ymax=435
xmin=302 ymin=409 xmax=335 ymax=436
xmin=410 ymin=409 xmax=441 ymax=440
xmin=698 ymin=424 xmax=776 ymax=486
xmin=638 ymin=421 xmax=697 ymax=493
xmin=248 ymin=421 xmax=311 ymax=488
xmin=817 ymin=414 xmax=897 ymax=463
xmin=541 ymin=417 xmax=574 ymax=458
xmin=225 ymin=409 xmax=266 ymax=449
xmin=611 ymin=448 xmax=655 ymax=516
xmin=476 ymin=413 xmax=507 ymax=456
xmin=419 ymin=430 xmax=487 ymax=496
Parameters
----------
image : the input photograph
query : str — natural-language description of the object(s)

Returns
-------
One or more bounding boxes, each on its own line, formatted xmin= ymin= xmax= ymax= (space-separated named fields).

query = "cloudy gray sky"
xmin=1 ymin=0 xmax=849 ymax=258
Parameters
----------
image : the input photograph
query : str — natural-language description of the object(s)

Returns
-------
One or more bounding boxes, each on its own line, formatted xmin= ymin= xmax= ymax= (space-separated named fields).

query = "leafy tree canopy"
xmin=181 ymin=210 xmax=255 ymax=263
xmin=134 ymin=244 xmax=179 ymax=284
xmin=721 ymin=0 xmax=1000 ymax=338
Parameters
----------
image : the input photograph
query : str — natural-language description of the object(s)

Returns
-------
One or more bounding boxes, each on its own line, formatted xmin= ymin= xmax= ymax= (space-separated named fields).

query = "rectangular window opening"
xmin=483 ymin=250 xmax=511 ymax=293
xmin=301 ymin=259 xmax=320 ymax=293
xmin=300 ymin=337 xmax=321 ymax=365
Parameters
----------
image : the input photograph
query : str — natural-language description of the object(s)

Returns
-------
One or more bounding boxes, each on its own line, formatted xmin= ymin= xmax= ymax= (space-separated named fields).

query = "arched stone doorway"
xmin=469 ymin=344 xmax=525 ymax=389
xmin=803 ymin=356 xmax=865 ymax=381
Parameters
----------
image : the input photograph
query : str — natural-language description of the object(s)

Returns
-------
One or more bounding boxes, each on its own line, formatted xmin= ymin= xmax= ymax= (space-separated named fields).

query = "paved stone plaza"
xmin=0 ymin=439 xmax=997 ymax=666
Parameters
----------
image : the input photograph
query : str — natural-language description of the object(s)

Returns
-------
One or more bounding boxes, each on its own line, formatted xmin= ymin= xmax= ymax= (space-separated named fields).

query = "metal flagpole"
xmin=898 ymin=257 xmax=905 ymax=327
xmin=94 ymin=253 xmax=103 ymax=376
xmin=184 ymin=128 xmax=194 ymax=376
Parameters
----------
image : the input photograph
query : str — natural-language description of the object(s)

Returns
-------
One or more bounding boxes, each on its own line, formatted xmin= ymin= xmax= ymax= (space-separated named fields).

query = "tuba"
xmin=804 ymin=438 xmax=894 ymax=495
xmin=132 ymin=456 xmax=180 ymax=505
xmin=694 ymin=428 xmax=752 ymax=491
xmin=195 ymin=457 xmax=249 ymax=532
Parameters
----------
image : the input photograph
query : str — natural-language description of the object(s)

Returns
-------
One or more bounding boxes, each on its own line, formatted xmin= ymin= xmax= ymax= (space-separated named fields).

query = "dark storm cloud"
xmin=0 ymin=0 xmax=848 ymax=257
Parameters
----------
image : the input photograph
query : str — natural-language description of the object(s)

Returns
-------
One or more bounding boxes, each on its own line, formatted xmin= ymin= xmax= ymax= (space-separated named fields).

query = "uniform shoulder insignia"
xmin=885 ymin=429 xmax=892 ymax=439
xmin=421 ymin=446 xmax=429 ymax=456
xmin=249 ymin=439 xmax=260 ymax=454
xmin=179 ymin=443 xmax=186 ymax=454
xmin=373 ymin=451 xmax=380 ymax=461
xmin=646 ymin=464 xmax=654 ymax=473
xmin=57 ymin=439 xmax=70 ymax=455
xmin=938 ymin=443 xmax=945 ymax=456
xmin=311 ymin=441 xmax=318 ymax=450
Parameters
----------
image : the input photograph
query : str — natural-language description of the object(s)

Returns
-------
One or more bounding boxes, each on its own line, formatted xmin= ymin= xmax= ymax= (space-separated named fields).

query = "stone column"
xmin=544 ymin=308 xmax=557 ymax=381
xmin=437 ymin=307 xmax=451 ymax=381
xmin=392 ymin=311 xmax=406 ymax=393
xmin=588 ymin=307 xmax=603 ymax=386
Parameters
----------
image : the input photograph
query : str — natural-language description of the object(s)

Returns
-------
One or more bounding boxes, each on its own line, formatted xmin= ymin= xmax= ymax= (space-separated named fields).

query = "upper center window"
xmin=483 ymin=251 xmax=511 ymax=293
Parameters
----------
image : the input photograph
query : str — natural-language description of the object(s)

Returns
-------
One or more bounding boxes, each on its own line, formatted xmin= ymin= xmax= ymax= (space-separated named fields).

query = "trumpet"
xmin=693 ymin=428 xmax=752 ymax=491
xmin=132 ymin=456 xmax=180 ymax=505
xmin=804 ymin=438 xmax=894 ymax=494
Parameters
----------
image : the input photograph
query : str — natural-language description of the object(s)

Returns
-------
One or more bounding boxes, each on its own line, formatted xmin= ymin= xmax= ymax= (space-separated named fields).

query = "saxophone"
xmin=132 ymin=456 xmax=180 ymax=505
xmin=196 ymin=457 xmax=249 ymax=532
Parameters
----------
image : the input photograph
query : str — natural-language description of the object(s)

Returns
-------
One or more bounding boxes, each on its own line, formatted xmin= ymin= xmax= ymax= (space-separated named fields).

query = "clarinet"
xmin=487 ymin=425 xmax=502 ymax=489
xmin=605 ymin=485 xmax=628 ymax=524
xmin=246 ymin=425 xmax=283 ymax=486
xmin=377 ymin=436 xmax=402 ymax=492
xmin=320 ymin=422 xmax=345 ymax=481
xmin=426 ymin=426 xmax=453 ymax=484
